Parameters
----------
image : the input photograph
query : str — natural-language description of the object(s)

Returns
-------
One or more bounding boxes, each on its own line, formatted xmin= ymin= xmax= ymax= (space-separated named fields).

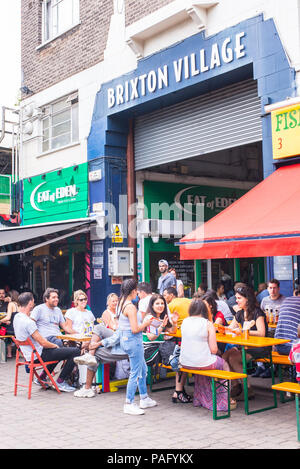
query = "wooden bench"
xmin=256 ymin=352 xmax=295 ymax=402
xmin=272 ymin=382 xmax=300 ymax=441
xmin=147 ymin=364 xmax=176 ymax=393
xmin=95 ymin=363 xmax=129 ymax=393
xmin=161 ymin=365 xmax=245 ymax=420
xmin=256 ymin=351 xmax=291 ymax=365
xmin=95 ymin=362 xmax=176 ymax=393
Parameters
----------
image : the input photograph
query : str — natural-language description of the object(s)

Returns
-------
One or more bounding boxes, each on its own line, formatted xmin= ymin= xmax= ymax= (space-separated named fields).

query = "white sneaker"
xmin=123 ymin=403 xmax=145 ymax=415
xmin=140 ymin=396 xmax=157 ymax=409
xmin=74 ymin=386 xmax=96 ymax=398
xmin=74 ymin=353 xmax=97 ymax=366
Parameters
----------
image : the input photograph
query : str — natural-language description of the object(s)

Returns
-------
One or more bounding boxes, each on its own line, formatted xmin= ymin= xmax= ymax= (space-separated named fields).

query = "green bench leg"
xmin=278 ymin=365 xmax=295 ymax=403
xmin=211 ymin=378 xmax=231 ymax=420
xmin=147 ymin=366 xmax=153 ymax=392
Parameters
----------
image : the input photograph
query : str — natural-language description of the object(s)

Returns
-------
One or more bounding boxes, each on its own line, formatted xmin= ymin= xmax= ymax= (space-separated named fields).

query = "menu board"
xmin=273 ymin=256 xmax=293 ymax=281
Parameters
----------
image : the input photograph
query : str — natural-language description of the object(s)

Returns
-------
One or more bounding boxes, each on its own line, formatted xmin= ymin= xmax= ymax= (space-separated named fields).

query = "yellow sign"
xmin=112 ymin=224 xmax=123 ymax=243
xmin=271 ymin=103 xmax=300 ymax=159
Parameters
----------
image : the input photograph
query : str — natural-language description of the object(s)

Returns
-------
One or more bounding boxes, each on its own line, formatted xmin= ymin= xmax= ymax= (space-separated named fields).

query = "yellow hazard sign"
xmin=112 ymin=224 xmax=123 ymax=243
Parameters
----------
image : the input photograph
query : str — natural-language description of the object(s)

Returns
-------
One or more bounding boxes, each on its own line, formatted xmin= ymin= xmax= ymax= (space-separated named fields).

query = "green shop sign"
xmin=0 ymin=175 xmax=11 ymax=215
xmin=23 ymin=163 xmax=89 ymax=225
xmin=144 ymin=181 xmax=247 ymax=222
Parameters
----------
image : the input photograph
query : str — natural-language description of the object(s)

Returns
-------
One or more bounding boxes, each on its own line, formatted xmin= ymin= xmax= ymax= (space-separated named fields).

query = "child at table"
xmin=288 ymin=325 xmax=300 ymax=383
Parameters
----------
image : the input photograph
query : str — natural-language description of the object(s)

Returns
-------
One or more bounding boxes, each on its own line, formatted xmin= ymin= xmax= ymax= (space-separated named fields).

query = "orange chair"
xmin=12 ymin=336 xmax=61 ymax=399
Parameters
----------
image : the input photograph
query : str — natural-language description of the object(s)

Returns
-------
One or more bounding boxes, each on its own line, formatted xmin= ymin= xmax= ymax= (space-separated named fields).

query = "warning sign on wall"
xmin=111 ymin=224 xmax=123 ymax=243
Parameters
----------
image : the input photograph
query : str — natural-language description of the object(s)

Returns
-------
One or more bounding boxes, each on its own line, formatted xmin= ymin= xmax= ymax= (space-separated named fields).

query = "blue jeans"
xmin=275 ymin=343 xmax=292 ymax=355
xmin=120 ymin=330 xmax=148 ymax=403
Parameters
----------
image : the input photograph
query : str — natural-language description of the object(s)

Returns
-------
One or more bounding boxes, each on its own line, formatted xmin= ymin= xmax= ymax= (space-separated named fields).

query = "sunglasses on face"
xmin=78 ymin=298 xmax=87 ymax=302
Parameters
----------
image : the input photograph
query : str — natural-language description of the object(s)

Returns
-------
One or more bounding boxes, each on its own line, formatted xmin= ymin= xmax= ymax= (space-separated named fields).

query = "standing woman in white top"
xmin=179 ymin=299 xmax=236 ymax=412
xmin=118 ymin=278 xmax=157 ymax=416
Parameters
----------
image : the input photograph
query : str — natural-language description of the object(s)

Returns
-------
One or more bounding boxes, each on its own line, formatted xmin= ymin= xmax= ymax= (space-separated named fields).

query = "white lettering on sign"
xmin=31 ymin=184 xmax=78 ymax=211
xmin=174 ymin=186 xmax=238 ymax=216
xmin=107 ymin=33 xmax=246 ymax=108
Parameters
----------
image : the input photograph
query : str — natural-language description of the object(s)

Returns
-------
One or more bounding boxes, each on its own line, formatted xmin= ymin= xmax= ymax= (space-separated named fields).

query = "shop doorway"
xmin=196 ymin=257 xmax=265 ymax=296
xmin=149 ymin=250 xmax=194 ymax=297
xmin=49 ymin=252 xmax=70 ymax=308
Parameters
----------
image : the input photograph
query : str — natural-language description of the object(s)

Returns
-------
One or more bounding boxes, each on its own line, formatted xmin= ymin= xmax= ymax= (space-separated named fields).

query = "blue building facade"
xmin=87 ymin=15 xmax=296 ymax=313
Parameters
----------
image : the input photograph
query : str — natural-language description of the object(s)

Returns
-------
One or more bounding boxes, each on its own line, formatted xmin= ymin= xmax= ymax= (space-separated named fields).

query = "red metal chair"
xmin=12 ymin=336 xmax=61 ymax=399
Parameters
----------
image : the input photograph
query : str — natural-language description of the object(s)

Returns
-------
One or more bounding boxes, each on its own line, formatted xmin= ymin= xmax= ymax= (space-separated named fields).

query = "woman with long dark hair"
xmin=143 ymin=294 xmax=177 ymax=367
xmin=202 ymin=293 xmax=227 ymax=326
xmin=223 ymin=285 xmax=269 ymax=400
xmin=118 ymin=278 xmax=157 ymax=415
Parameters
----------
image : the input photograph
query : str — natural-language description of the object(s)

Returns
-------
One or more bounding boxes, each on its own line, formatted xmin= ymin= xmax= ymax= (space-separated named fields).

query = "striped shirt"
xmin=275 ymin=296 xmax=300 ymax=345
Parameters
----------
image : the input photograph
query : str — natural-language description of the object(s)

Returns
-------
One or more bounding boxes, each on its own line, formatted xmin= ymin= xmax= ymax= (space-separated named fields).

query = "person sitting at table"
xmin=274 ymin=293 xmax=300 ymax=356
xmin=288 ymin=324 xmax=300 ymax=382
xmin=222 ymin=285 xmax=269 ymax=401
xmin=73 ymin=324 xmax=129 ymax=398
xmin=30 ymin=287 xmax=74 ymax=347
xmin=202 ymin=293 xmax=227 ymax=326
xmin=162 ymin=287 xmax=193 ymax=402
xmin=202 ymin=293 xmax=228 ymax=355
xmin=142 ymin=293 xmax=177 ymax=368
xmin=163 ymin=287 xmax=191 ymax=329
xmin=30 ymin=287 xmax=79 ymax=391
xmin=179 ymin=298 xmax=236 ymax=412
xmin=64 ymin=290 xmax=96 ymax=386
xmin=14 ymin=292 xmax=80 ymax=393
xmin=64 ymin=290 xmax=96 ymax=346
xmin=215 ymin=282 xmax=227 ymax=301
xmin=101 ymin=292 xmax=130 ymax=380
xmin=0 ymin=289 xmax=19 ymax=358
xmin=101 ymin=293 xmax=119 ymax=330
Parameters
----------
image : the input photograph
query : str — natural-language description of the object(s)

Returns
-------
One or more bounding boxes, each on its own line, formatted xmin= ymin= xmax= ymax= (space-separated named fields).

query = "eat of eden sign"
xmin=271 ymin=103 xmax=300 ymax=159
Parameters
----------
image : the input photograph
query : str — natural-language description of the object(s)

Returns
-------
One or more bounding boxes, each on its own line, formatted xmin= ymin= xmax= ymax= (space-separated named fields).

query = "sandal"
xmin=172 ymin=390 xmax=192 ymax=403
xmin=230 ymin=398 xmax=237 ymax=410
xmin=182 ymin=387 xmax=193 ymax=402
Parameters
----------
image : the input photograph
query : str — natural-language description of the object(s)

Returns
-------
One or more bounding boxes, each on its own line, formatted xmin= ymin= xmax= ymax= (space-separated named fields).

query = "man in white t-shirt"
xmin=30 ymin=288 xmax=73 ymax=346
xmin=137 ymin=282 xmax=153 ymax=319
xmin=14 ymin=292 xmax=80 ymax=392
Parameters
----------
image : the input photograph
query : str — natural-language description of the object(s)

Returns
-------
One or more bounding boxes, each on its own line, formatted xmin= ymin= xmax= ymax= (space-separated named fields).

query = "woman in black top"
xmin=222 ymin=285 xmax=270 ymax=400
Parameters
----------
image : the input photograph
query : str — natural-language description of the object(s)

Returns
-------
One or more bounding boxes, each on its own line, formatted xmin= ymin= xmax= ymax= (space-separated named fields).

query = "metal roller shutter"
xmin=134 ymin=79 xmax=262 ymax=171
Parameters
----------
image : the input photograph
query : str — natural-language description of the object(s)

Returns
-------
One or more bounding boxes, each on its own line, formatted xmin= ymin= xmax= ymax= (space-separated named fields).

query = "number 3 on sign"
xmin=277 ymin=138 xmax=283 ymax=150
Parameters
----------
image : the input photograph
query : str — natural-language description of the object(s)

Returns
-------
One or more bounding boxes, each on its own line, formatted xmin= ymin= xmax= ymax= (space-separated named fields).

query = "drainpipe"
xmin=127 ymin=119 xmax=137 ymax=279
xmin=0 ymin=107 xmax=5 ymax=144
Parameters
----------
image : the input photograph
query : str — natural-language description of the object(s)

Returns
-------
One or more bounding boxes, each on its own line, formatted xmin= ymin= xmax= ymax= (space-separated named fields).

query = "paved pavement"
xmin=0 ymin=358 xmax=299 ymax=450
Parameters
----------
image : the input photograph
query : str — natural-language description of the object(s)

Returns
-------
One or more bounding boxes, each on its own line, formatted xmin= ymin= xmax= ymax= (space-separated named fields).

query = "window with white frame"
xmin=41 ymin=93 xmax=79 ymax=153
xmin=43 ymin=0 xmax=80 ymax=43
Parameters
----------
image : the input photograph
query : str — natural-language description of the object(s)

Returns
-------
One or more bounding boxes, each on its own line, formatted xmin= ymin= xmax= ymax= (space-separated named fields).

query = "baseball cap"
xmin=158 ymin=259 xmax=168 ymax=267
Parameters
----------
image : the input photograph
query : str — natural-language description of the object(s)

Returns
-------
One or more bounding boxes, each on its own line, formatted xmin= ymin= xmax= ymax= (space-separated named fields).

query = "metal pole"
xmin=126 ymin=119 xmax=137 ymax=278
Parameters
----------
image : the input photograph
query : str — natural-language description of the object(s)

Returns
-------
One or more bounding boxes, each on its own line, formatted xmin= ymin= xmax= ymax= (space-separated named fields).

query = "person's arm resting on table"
xmin=31 ymin=330 xmax=59 ymax=349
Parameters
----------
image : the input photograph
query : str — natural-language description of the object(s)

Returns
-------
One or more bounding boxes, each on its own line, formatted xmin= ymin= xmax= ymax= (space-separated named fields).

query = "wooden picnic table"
xmin=56 ymin=334 xmax=91 ymax=343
